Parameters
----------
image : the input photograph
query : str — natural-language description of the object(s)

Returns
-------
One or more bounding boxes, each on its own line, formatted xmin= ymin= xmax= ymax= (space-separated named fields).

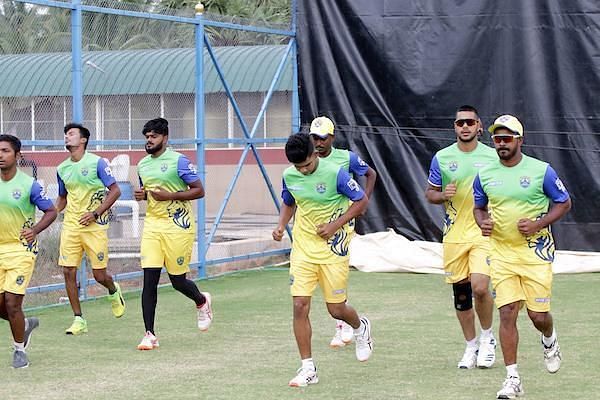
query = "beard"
xmin=145 ymin=142 xmax=163 ymax=154
xmin=496 ymin=146 xmax=517 ymax=160
xmin=457 ymin=134 xmax=477 ymax=143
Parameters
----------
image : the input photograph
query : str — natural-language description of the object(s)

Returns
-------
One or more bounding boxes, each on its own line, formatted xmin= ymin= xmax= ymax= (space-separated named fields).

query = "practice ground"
xmin=0 ymin=269 xmax=598 ymax=400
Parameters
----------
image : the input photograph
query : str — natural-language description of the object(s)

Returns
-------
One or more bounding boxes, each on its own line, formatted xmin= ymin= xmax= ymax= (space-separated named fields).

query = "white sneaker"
xmin=457 ymin=345 xmax=478 ymax=369
xmin=543 ymin=337 xmax=561 ymax=373
xmin=197 ymin=292 xmax=213 ymax=332
xmin=330 ymin=323 xmax=346 ymax=348
xmin=137 ymin=331 xmax=159 ymax=350
xmin=341 ymin=320 xmax=354 ymax=343
xmin=288 ymin=367 xmax=318 ymax=387
xmin=477 ymin=335 xmax=496 ymax=368
xmin=354 ymin=317 xmax=373 ymax=362
xmin=496 ymin=376 xmax=524 ymax=399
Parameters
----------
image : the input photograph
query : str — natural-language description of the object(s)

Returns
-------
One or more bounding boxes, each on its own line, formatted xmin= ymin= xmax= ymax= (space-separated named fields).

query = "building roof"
xmin=0 ymin=45 xmax=292 ymax=97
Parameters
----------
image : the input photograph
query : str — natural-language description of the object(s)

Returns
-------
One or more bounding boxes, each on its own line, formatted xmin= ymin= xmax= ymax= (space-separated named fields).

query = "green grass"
xmin=1 ymin=269 xmax=599 ymax=400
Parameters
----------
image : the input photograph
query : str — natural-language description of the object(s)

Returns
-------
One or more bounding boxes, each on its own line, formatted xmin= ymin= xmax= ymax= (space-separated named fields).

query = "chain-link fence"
xmin=0 ymin=0 xmax=297 ymax=308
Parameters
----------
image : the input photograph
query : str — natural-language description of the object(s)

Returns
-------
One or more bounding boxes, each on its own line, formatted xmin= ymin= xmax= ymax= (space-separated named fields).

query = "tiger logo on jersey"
xmin=167 ymin=199 xmax=191 ymax=229
xmin=87 ymin=190 xmax=110 ymax=225
xmin=442 ymin=200 xmax=458 ymax=236
xmin=327 ymin=208 xmax=350 ymax=257
xmin=526 ymin=213 xmax=555 ymax=262
xmin=20 ymin=218 xmax=38 ymax=254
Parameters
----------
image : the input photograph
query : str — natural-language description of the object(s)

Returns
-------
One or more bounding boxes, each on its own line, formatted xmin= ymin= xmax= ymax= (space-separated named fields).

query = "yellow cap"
xmin=488 ymin=114 xmax=524 ymax=136
xmin=309 ymin=116 xmax=335 ymax=138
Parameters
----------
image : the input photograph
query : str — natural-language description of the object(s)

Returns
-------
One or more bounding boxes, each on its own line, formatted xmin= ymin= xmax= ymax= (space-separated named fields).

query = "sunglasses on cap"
xmin=491 ymin=134 xmax=521 ymax=144
xmin=454 ymin=119 xmax=478 ymax=127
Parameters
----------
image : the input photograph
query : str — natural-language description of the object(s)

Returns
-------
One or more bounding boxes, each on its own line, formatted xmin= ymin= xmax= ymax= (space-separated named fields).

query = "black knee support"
xmin=453 ymin=282 xmax=473 ymax=311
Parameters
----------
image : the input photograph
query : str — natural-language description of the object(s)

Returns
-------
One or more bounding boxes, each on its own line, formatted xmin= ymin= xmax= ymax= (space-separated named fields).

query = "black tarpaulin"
xmin=297 ymin=0 xmax=600 ymax=251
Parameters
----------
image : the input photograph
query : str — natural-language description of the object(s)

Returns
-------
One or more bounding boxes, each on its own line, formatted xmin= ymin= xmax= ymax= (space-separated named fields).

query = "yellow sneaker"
xmin=109 ymin=282 xmax=126 ymax=318
xmin=65 ymin=316 xmax=88 ymax=335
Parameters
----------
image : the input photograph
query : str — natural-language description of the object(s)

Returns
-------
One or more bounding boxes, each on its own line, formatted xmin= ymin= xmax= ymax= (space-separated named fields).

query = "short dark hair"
xmin=285 ymin=133 xmax=313 ymax=164
xmin=64 ymin=123 xmax=91 ymax=149
xmin=457 ymin=105 xmax=479 ymax=119
xmin=142 ymin=118 xmax=169 ymax=136
xmin=0 ymin=134 xmax=21 ymax=153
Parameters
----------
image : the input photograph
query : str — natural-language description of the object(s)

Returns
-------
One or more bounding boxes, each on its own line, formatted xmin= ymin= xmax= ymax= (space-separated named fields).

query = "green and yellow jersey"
xmin=282 ymin=160 xmax=364 ymax=264
xmin=473 ymin=154 xmax=570 ymax=264
xmin=0 ymin=169 xmax=54 ymax=254
xmin=137 ymin=149 xmax=199 ymax=233
xmin=428 ymin=142 xmax=497 ymax=243
xmin=57 ymin=151 xmax=116 ymax=231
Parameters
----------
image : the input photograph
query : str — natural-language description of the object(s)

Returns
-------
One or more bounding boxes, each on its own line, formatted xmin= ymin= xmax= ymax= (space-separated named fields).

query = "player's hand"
xmin=149 ymin=187 xmax=172 ymax=201
xmin=134 ymin=186 xmax=147 ymax=201
xmin=480 ymin=218 xmax=494 ymax=236
xmin=272 ymin=226 xmax=284 ymax=241
xmin=79 ymin=212 xmax=95 ymax=226
xmin=20 ymin=228 xmax=36 ymax=244
xmin=443 ymin=182 xmax=457 ymax=200
xmin=316 ymin=223 xmax=338 ymax=240
xmin=518 ymin=218 xmax=540 ymax=236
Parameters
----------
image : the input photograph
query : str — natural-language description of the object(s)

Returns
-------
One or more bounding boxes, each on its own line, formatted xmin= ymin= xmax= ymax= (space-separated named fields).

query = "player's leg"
xmin=3 ymin=253 xmax=36 ymax=368
xmin=59 ymin=229 xmax=87 ymax=334
xmin=84 ymin=231 xmax=125 ymax=318
xmin=138 ymin=230 xmax=163 ymax=350
xmin=163 ymin=232 xmax=212 ymax=331
xmin=493 ymin=261 xmax=526 ymax=399
xmin=321 ymin=261 xmax=372 ymax=362
xmin=522 ymin=263 xmax=560 ymax=373
xmin=288 ymin=260 xmax=318 ymax=387
xmin=444 ymin=243 xmax=478 ymax=368
xmin=470 ymin=242 xmax=496 ymax=368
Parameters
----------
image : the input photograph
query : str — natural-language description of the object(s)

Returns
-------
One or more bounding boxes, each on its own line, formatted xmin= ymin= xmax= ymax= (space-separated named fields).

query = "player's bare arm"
xmin=517 ymin=198 xmax=572 ymax=236
xmin=273 ymin=203 xmax=296 ymax=241
xmin=473 ymin=205 xmax=494 ymax=236
xmin=317 ymin=195 xmax=368 ymax=239
xmin=425 ymin=182 xmax=456 ymax=204
xmin=150 ymin=180 xmax=205 ymax=201
xmin=20 ymin=205 xmax=58 ymax=244
xmin=364 ymin=166 xmax=377 ymax=199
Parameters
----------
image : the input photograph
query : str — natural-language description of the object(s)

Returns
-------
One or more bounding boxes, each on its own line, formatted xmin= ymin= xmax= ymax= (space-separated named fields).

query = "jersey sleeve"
xmin=543 ymin=165 xmax=570 ymax=203
xmin=30 ymin=181 xmax=54 ymax=211
xmin=281 ymin=178 xmax=295 ymax=206
xmin=97 ymin=158 xmax=117 ymax=187
xmin=473 ymin=174 xmax=488 ymax=208
xmin=336 ymin=168 xmax=365 ymax=201
xmin=427 ymin=156 xmax=442 ymax=187
xmin=57 ymin=172 xmax=67 ymax=196
xmin=177 ymin=155 xmax=201 ymax=184
xmin=348 ymin=151 xmax=369 ymax=176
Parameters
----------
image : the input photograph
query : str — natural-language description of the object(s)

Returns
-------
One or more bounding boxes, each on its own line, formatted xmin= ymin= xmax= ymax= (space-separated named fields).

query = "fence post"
xmin=195 ymin=3 xmax=207 ymax=279
xmin=291 ymin=0 xmax=299 ymax=134
xmin=71 ymin=0 xmax=84 ymax=123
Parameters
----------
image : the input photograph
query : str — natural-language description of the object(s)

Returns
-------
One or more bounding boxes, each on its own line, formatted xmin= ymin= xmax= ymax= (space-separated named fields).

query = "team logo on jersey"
xmin=188 ymin=163 xmax=197 ymax=174
xmin=357 ymin=157 xmax=367 ymax=167
xmin=12 ymin=189 xmax=21 ymax=200
xmin=161 ymin=163 xmax=168 ymax=172
xmin=88 ymin=191 xmax=110 ymax=225
xmin=16 ymin=275 xmax=25 ymax=285
xmin=177 ymin=256 xmax=184 ymax=265
xmin=97 ymin=252 xmax=105 ymax=261
xmin=520 ymin=176 xmax=531 ymax=188
xmin=104 ymin=166 xmax=114 ymax=177
xmin=81 ymin=167 xmax=89 ymax=176
xmin=328 ymin=208 xmax=350 ymax=256
xmin=448 ymin=161 xmax=458 ymax=172
xmin=442 ymin=201 xmax=457 ymax=236
xmin=39 ymin=187 xmax=49 ymax=200
xmin=167 ymin=200 xmax=191 ymax=229
xmin=526 ymin=213 xmax=555 ymax=262
xmin=316 ymin=183 xmax=327 ymax=194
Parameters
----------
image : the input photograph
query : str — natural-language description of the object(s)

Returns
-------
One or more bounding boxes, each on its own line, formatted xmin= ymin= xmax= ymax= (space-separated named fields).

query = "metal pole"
xmin=71 ymin=0 xmax=84 ymax=123
xmin=291 ymin=0 xmax=300 ymax=134
xmin=195 ymin=3 xmax=207 ymax=278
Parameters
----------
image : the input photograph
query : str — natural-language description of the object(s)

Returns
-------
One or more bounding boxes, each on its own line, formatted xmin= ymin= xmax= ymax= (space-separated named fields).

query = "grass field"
xmin=0 ymin=269 xmax=599 ymax=400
